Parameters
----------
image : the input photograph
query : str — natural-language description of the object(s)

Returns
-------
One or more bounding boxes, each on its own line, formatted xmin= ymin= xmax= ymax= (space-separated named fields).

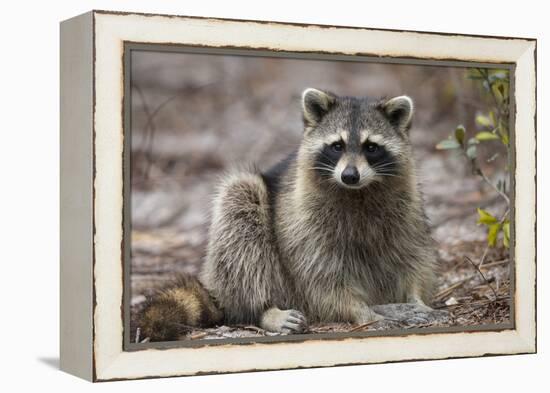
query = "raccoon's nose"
xmin=341 ymin=166 xmax=360 ymax=185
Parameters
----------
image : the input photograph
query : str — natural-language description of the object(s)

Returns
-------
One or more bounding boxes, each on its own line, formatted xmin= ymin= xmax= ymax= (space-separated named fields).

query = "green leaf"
xmin=454 ymin=125 xmax=465 ymax=145
xmin=475 ymin=131 xmax=500 ymax=141
xmin=477 ymin=208 xmax=498 ymax=225
xmin=503 ymin=220 xmax=510 ymax=248
xmin=466 ymin=145 xmax=477 ymax=160
xmin=475 ymin=114 xmax=493 ymax=128
xmin=487 ymin=223 xmax=501 ymax=247
xmin=436 ymin=139 xmax=461 ymax=150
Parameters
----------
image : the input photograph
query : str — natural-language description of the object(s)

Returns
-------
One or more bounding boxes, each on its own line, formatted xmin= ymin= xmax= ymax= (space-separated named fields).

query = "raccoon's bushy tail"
xmin=138 ymin=274 xmax=223 ymax=342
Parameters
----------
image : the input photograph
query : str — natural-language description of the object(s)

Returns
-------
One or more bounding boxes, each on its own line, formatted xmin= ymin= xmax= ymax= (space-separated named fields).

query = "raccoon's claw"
xmin=260 ymin=307 xmax=308 ymax=334
xmin=281 ymin=310 xmax=308 ymax=333
xmin=289 ymin=309 xmax=307 ymax=323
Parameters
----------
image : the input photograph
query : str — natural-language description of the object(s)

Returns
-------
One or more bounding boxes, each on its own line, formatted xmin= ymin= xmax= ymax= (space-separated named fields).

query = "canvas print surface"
xmin=127 ymin=49 xmax=512 ymax=344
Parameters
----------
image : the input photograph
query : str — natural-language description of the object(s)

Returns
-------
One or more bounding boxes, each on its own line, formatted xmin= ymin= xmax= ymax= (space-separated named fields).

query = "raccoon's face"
xmin=300 ymin=88 xmax=414 ymax=190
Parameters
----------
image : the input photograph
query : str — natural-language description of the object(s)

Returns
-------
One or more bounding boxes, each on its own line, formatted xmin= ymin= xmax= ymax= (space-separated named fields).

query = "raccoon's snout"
xmin=341 ymin=166 xmax=360 ymax=185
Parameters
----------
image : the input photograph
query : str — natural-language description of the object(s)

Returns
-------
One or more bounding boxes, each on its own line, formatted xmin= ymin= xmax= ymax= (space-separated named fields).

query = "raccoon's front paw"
xmin=260 ymin=307 xmax=308 ymax=334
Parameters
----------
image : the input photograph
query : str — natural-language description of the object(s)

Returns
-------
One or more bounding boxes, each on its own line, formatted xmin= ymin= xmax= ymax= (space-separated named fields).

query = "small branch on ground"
xmin=433 ymin=278 xmax=469 ymax=301
xmin=349 ymin=320 xmax=379 ymax=332
xmin=464 ymin=256 xmax=498 ymax=301
xmin=189 ymin=332 xmax=208 ymax=340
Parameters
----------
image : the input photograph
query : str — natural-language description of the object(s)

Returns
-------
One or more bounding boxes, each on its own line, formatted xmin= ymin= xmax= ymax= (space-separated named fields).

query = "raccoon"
xmin=138 ymin=88 xmax=438 ymax=340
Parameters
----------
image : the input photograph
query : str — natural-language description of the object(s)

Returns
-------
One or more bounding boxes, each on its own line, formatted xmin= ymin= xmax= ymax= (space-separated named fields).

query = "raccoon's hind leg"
xmin=201 ymin=171 xmax=307 ymax=333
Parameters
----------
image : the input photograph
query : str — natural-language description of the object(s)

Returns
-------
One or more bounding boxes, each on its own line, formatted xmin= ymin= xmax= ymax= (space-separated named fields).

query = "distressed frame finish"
xmin=60 ymin=10 xmax=537 ymax=382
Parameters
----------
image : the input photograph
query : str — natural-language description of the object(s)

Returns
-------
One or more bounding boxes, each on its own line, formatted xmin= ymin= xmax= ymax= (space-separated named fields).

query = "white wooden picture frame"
xmin=60 ymin=10 xmax=536 ymax=381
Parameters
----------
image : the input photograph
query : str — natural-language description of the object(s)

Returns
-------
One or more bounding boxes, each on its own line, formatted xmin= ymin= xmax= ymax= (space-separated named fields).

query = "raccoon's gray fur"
xmin=139 ymin=88 xmax=438 ymax=339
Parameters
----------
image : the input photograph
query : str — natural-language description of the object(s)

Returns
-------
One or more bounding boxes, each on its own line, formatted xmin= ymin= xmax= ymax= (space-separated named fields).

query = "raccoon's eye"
xmin=365 ymin=143 xmax=379 ymax=153
xmin=331 ymin=142 xmax=344 ymax=152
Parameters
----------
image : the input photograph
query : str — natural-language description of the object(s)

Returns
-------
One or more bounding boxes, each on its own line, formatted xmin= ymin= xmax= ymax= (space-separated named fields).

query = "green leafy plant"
xmin=436 ymin=68 xmax=510 ymax=249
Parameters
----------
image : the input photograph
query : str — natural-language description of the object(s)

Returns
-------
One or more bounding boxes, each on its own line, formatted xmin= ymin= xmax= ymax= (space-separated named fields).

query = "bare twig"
xmin=452 ymin=296 xmax=510 ymax=316
xmin=349 ymin=320 xmax=379 ymax=332
xmin=133 ymin=84 xmax=180 ymax=182
xmin=464 ymin=256 xmax=498 ymax=301
xmin=234 ymin=325 xmax=267 ymax=334
xmin=477 ymin=243 xmax=490 ymax=268
xmin=474 ymin=168 xmax=510 ymax=205
xmin=132 ymin=81 xmax=220 ymax=184
xmin=479 ymin=258 xmax=510 ymax=269
xmin=189 ymin=332 xmax=208 ymax=340
xmin=433 ymin=278 xmax=469 ymax=301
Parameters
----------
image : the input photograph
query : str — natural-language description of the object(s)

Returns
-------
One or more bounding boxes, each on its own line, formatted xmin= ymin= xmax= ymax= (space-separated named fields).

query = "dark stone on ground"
xmin=371 ymin=303 xmax=451 ymax=328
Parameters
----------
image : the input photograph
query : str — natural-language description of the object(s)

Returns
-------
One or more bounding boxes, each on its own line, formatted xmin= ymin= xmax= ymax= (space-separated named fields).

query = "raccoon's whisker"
xmin=374 ymin=168 xmax=402 ymax=174
xmin=308 ymin=162 xmax=334 ymax=169
xmin=374 ymin=173 xmax=402 ymax=178
xmin=308 ymin=166 xmax=334 ymax=172
xmin=372 ymin=165 xmax=397 ymax=172
xmin=316 ymin=174 xmax=333 ymax=181
xmin=373 ymin=168 xmax=399 ymax=173
xmin=317 ymin=176 xmax=338 ymax=186
xmin=373 ymin=168 xmax=399 ymax=174
xmin=371 ymin=162 xmax=398 ymax=170
xmin=373 ymin=169 xmax=400 ymax=174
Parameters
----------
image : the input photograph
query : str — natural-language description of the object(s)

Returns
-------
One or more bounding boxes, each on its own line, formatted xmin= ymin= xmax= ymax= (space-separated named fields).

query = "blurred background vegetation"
xmin=129 ymin=50 xmax=511 ymax=338
xmin=436 ymin=68 xmax=510 ymax=250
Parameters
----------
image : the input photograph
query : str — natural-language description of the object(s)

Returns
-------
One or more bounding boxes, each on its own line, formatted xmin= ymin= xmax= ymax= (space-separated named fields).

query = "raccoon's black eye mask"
xmin=315 ymin=142 xmax=344 ymax=174
xmin=364 ymin=142 xmax=381 ymax=155
xmin=330 ymin=141 xmax=344 ymax=153
xmin=364 ymin=144 xmax=399 ymax=175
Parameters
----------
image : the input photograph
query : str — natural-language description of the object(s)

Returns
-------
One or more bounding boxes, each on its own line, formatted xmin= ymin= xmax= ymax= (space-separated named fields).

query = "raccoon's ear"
xmin=301 ymin=88 xmax=336 ymax=129
xmin=382 ymin=95 xmax=414 ymax=133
